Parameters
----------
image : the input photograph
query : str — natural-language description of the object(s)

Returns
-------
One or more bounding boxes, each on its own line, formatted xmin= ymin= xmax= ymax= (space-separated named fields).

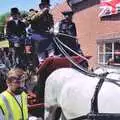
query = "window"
xmin=114 ymin=42 xmax=120 ymax=51
xmin=98 ymin=42 xmax=120 ymax=65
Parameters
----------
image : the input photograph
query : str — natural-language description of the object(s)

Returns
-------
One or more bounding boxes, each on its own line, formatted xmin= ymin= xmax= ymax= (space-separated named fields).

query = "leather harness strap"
xmin=71 ymin=73 xmax=108 ymax=120
xmin=90 ymin=72 xmax=108 ymax=113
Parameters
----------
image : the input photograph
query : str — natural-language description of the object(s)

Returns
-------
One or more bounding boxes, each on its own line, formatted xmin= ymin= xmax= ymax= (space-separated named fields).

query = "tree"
xmin=0 ymin=13 xmax=9 ymax=33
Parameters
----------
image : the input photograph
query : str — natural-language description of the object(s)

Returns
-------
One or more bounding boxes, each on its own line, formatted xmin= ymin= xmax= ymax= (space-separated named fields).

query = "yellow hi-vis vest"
xmin=0 ymin=91 xmax=28 ymax=120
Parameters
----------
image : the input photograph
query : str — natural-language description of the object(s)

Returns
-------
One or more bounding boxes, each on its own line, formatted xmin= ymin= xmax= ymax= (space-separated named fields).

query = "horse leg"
xmin=54 ymin=107 xmax=62 ymax=120
xmin=45 ymin=106 xmax=67 ymax=120
xmin=60 ymin=111 xmax=67 ymax=120
xmin=45 ymin=105 xmax=60 ymax=120
xmin=55 ymin=108 xmax=67 ymax=120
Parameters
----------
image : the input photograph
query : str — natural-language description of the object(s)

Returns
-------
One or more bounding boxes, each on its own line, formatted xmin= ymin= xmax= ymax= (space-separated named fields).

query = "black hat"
xmin=11 ymin=7 xmax=20 ymax=15
xmin=62 ymin=10 xmax=74 ymax=16
xmin=29 ymin=8 xmax=35 ymax=12
xmin=39 ymin=0 xmax=51 ymax=6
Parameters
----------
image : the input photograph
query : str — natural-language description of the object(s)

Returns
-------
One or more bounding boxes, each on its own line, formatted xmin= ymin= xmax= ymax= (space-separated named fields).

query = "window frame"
xmin=97 ymin=42 xmax=120 ymax=65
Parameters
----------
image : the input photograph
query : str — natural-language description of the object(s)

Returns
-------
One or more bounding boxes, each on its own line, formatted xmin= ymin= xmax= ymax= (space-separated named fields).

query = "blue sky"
xmin=0 ymin=0 xmax=64 ymax=15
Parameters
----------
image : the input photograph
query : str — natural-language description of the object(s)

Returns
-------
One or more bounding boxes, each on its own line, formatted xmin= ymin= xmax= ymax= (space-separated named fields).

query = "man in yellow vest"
xmin=0 ymin=68 xmax=28 ymax=120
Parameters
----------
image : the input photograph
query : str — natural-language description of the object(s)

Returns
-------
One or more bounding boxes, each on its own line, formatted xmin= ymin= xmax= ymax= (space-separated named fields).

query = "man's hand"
xmin=27 ymin=91 xmax=37 ymax=105
xmin=49 ymin=28 xmax=54 ymax=34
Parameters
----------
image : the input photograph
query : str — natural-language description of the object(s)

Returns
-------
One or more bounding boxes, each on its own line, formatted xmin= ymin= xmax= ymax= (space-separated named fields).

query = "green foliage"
xmin=0 ymin=13 xmax=9 ymax=33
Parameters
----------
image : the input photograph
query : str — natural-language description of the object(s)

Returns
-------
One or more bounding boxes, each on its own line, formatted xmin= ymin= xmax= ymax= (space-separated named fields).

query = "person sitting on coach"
xmin=28 ymin=0 xmax=54 ymax=63
xmin=6 ymin=7 xmax=26 ymax=66
xmin=54 ymin=10 xmax=78 ymax=56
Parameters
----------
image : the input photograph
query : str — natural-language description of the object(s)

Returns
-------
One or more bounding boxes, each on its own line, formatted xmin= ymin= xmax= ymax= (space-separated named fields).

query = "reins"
xmin=52 ymin=32 xmax=120 ymax=85
xmin=53 ymin=35 xmax=97 ymax=77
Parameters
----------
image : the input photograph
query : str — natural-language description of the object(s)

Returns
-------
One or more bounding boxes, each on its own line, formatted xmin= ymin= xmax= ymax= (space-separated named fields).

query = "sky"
xmin=0 ymin=0 xmax=64 ymax=15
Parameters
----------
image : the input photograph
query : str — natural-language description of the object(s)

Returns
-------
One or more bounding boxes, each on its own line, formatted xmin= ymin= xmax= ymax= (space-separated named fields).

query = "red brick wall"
xmin=52 ymin=1 xmax=120 ymax=68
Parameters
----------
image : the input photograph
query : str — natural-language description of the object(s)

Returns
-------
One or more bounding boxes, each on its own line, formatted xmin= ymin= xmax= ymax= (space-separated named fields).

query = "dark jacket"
xmin=59 ymin=19 xmax=77 ymax=37
xmin=57 ymin=19 xmax=77 ymax=55
xmin=6 ymin=19 xmax=26 ymax=37
xmin=30 ymin=12 xmax=54 ymax=33
xmin=6 ymin=19 xmax=26 ymax=47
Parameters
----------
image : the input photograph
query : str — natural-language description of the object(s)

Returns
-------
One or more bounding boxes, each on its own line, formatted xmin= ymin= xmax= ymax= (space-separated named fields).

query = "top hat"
xmin=39 ymin=0 xmax=51 ymax=6
xmin=62 ymin=10 xmax=74 ymax=16
xmin=11 ymin=7 xmax=20 ymax=15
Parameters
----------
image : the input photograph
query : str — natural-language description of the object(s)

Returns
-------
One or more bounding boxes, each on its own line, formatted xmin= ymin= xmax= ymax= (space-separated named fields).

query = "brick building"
xmin=52 ymin=0 xmax=120 ymax=68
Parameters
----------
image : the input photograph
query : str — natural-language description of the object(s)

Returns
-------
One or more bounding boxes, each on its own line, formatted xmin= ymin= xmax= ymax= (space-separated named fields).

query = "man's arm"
xmin=30 ymin=11 xmax=43 ymax=21
xmin=48 ymin=14 xmax=54 ymax=29
xmin=30 ymin=8 xmax=48 ymax=21
xmin=6 ymin=21 xmax=12 ymax=36
xmin=71 ymin=23 xmax=77 ymax=37
xmin=21 ymin=22 xmax=27 ymax=36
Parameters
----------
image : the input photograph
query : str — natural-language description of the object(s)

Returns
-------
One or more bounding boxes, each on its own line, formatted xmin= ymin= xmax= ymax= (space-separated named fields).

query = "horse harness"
xmin=53 ymin=36 xmax=120 ymax=120
xmin=70 ymin=72 xmax=120 ymax=120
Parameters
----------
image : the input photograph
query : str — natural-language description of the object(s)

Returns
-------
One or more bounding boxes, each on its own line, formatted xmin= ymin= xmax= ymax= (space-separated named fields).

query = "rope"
xmin=57 ymin=32 xmax=77 ymax=39
xmin=46 ymin=30 xmax=78 ymax=40
xmin=55 ymin=37 xmax=89 ymax=61
xmin=54 ymin=36 xmax=120 ymax=87
xmin=46 ymin=30 xmax=88 ymax=61
xmin=53 ymin=37 xmax=97 ymax=77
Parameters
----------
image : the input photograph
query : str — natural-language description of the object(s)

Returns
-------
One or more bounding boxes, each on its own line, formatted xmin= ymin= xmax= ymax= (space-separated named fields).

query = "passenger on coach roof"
xmin=5 ymin=8 xmax=26 ymax=66
xmin=28 ymin=0 xmax=54 ymax=63
xmin=54 ymin=10 xmax=78 ymax=56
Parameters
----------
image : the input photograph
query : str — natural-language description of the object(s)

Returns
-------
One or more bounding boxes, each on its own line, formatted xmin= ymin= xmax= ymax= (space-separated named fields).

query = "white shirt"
xmin=14 ymin=19 xmax=19 ymax=25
